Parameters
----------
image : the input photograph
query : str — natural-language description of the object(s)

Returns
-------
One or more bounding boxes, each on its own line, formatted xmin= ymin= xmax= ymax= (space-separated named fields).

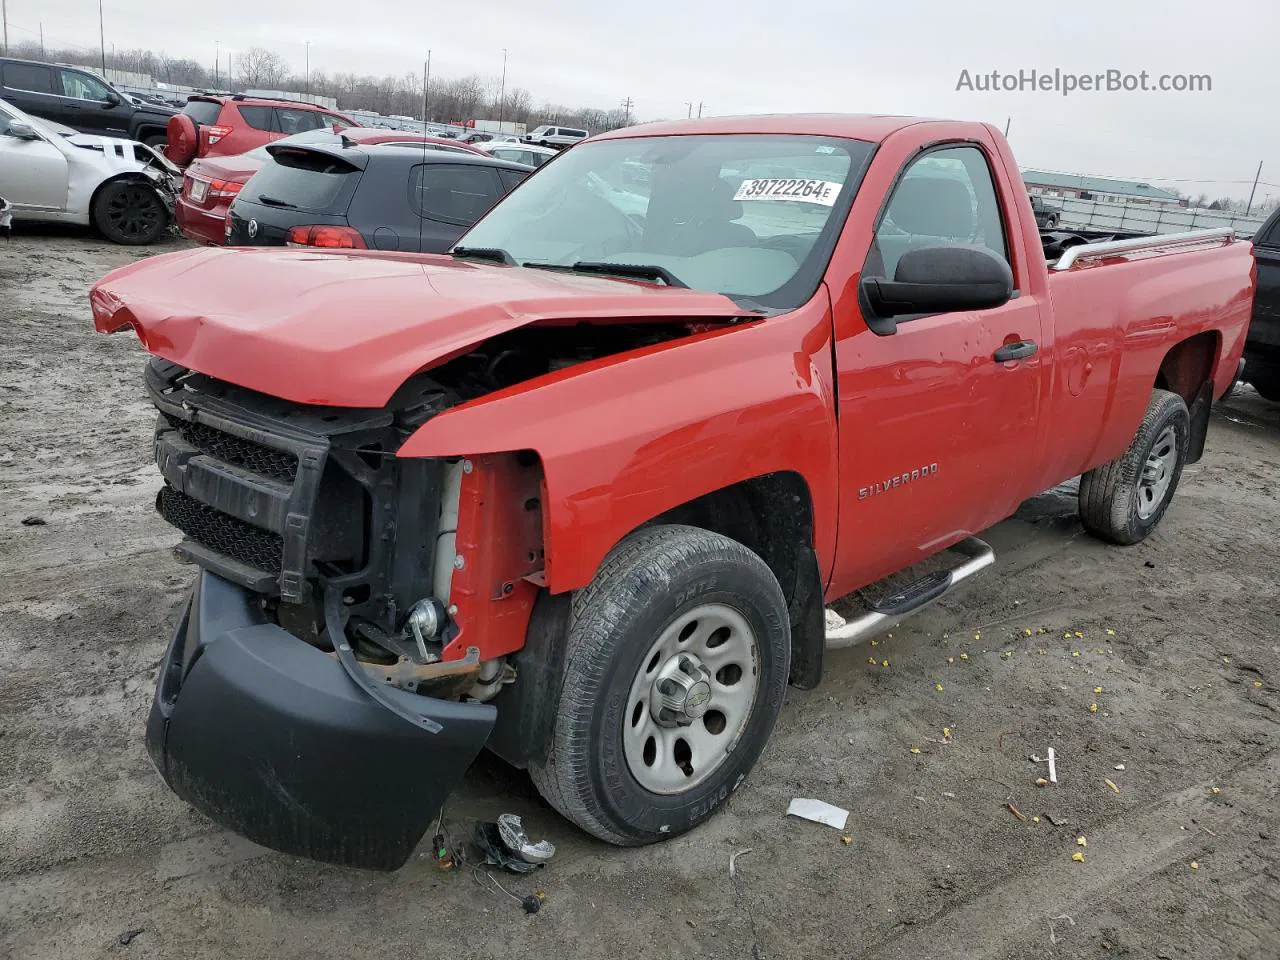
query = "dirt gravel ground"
xmin=1 ymin=229 xmax=1278 ymax=960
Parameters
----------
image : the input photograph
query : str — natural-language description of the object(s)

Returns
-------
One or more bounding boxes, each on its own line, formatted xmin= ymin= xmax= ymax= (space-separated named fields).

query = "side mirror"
xmin=103 ymin=92 xmax=122 ymax=107
xmin=7 ymin=120 xmax=40 ymax=140
xmin=861 ymin=245 xmax=1013 ymax=335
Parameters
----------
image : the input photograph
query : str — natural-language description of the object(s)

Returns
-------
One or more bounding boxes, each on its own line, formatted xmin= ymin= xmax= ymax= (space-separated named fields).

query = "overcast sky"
xmin=8 ymin=0 xmax=1278 ymax=201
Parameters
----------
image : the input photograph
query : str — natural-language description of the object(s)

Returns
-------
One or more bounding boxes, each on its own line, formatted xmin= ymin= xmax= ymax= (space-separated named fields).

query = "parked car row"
xmin=176 ymin=128 xmax=493 ymax=247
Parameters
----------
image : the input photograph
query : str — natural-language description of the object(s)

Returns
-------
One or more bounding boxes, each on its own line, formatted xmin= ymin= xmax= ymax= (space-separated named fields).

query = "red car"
xmin=174 ymin=128 xmax=488 ymax=246
xmin=165 ymin=95 xmax=356 ymax=168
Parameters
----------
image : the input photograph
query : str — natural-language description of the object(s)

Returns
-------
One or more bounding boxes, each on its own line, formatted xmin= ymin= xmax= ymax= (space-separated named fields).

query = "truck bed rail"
xmin=1051 ymin=227 xmax=1237 ymax=272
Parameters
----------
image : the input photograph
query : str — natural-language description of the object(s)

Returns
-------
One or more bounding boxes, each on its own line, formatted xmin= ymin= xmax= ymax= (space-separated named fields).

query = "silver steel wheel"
xmin=1137 ymin=424 xmax=1178 ymax=518
xmin=623 ymin=603 xmax=760 ymax=795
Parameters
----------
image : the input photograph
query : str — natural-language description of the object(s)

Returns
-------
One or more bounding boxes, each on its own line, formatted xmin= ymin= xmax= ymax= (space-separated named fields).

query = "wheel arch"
xmin=1154 ymin=330 xmax=1220 ymax=464
xmin=87 ymin=172 xmax=170 ymax=233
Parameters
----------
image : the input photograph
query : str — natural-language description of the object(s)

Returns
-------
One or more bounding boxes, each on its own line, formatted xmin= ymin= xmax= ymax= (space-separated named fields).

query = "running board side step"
xmin=825 ymin=537 xmax=995 ymax=649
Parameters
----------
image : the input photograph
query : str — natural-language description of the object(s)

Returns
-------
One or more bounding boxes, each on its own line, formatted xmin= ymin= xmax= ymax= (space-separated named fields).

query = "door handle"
xmin=993 ymin=340 xmax=1038 ymax=363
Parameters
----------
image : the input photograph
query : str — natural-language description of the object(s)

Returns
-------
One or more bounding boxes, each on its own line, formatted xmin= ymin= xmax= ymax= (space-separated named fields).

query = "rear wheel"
xmin=92 ymin=180 xmax=168 ymax=245
xmin=1079 ymin=388 xmax=1189 ymax=545
xmin=529 ymin=524 xmax=790 ymax=845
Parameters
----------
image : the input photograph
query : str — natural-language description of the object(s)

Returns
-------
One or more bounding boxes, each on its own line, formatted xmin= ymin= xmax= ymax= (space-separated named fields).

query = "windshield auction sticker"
xmin=733 ymin=179 xmax=843 ymax=205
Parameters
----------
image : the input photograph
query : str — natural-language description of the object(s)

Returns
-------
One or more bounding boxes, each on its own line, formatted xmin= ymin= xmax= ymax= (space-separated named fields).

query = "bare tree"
xmin=237 ymin=47 xmax=288 ymax=89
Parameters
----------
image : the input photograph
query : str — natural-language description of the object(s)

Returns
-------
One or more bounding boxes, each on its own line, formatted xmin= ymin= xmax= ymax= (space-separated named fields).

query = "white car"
xmin=476 ymin=141 xmax=558 ymax=168
xmin=0 ymin=97 xmax=178 ymax=244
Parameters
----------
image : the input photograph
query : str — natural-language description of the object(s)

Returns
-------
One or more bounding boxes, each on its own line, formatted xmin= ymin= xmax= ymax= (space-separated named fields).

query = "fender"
xmin=398 ymin=289 xmax=841 ymax=595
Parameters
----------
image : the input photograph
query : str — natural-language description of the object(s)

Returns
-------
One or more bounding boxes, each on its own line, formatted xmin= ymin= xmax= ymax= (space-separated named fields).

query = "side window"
xmin=322 ymin=114 xmax=350 ymax=129
xmin=410 ymin=164 xmax=503 ymax=225
xmin=274 ymin=108 xmax=326 ymax=135
xmin=3 ymin=63 xmax=55 ymax=94
xmin=497 ymin=168 xmax=528 ymax=193
xmin=237 ymin=106 xmax=274 ymax=131
xmin=1259 ymin=217 xmax=1280 ymax=248
xmin=866 ymin=144 xmax=1008 ymax=281
xmin=58 ymin=69 xmax=112 ymax=101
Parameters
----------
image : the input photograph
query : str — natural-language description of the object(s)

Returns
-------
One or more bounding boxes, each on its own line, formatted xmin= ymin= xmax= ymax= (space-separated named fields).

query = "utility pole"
xmin=1004 ymin=116 xmax=1011 ymax=136
xmin=1247 ymin=160 xmax=1264 ymax=215
xmin=304 ymin=41 xmax=310 ymax=96
xmin=98 ymin=0 xmax=106 ymax=73
xmin=621 ymin=96 xmax=633 ymax=126
xmin=422 ymin=51 xmax=431 ymax=129
xmin=684 ymin=101 xmax=692 ymax=119
xmin=3 ymin=0 xmax=8 ymax=56
xmin=497 ymin=48 xmax=508 ymax=126
xmin=40 ymin=22 xmax=44 ymax=57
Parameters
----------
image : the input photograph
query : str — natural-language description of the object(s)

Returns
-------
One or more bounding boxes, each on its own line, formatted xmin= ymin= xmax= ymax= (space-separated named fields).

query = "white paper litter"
xmin=786 ymin=797 xmax=849 ymax=830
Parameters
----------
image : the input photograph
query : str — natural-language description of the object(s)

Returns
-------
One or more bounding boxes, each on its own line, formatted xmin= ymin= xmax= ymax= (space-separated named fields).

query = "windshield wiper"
xmin=451 ymin=246 xmax=516 ymax=265
xmin=255 ymin=195 xmax=297 ymax=209
xmin=524 ymin=261 xmax=688 ymax=288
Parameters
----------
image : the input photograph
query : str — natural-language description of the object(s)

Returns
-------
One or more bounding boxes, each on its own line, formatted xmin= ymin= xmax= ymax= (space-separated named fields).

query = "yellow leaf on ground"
xmin=1076 ymin=836 xmax=1087 ymax=847
xmin=909 ymin=747 xmax=921 ymax=755
xmin=1072 ymin=852 xmax=1085 ymax=863
xmin=935 ymin=683 xmax=944 ymax=692
xmin=1104 ymin=779 xmax=1120 ymax=793
xmin=1090 ymin=703 xmax=1098 ymax=713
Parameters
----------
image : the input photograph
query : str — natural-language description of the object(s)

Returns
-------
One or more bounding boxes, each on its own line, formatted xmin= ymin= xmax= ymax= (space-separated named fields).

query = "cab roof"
xmin=593 ymin=113 xmax=949 ymax=144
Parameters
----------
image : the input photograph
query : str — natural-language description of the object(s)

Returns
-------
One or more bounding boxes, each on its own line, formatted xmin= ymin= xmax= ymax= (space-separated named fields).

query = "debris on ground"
xmin=1104 ymin=778 xmax=1121 ymax=794
xmin=1190 ymin=861 xmax=1200 ymax=870
xmin=20 ymin=516 xmax=46 ymax=526
xmin=729 ymin=847 xmax=753 ymax=877
xmin=117 ymin=927 xmax=145 ymax=947
xmin=1072 ymin=852 xmax=1085 ymax=863
xmin=1211 ymin=786 xmax=1221 ymax=795
xmin=1115 ymin=764 xmax=1126 ymax=771
xmin=1077 ymin=836 xmax=1088 ymax=847
xmin=1036 ymin=777 xmax=1049 ymax=787
xmin=786 ymin=797 xmax=849 ymax=830
xmin=1048 ymin=914 xmax=1075 ymax=944
xmin=841 ymin=835 xmax=853 ymax=845
xmin=1044 ymin=813 xmax=1069 ymax=827
xmin=497 ymin=813 xmax=556 ymax=865
xmin=1007 ymin=802 xmax=1027 ymax=822
xmin=473 ymin=820 xmax=548 ymax=874
xmin=1030 ymin=747 xmax=1058 ymax=783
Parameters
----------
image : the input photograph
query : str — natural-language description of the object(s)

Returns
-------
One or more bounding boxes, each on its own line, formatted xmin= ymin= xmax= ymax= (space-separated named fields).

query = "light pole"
xmin=304 ymin=41 xmax=310 ymax=96
xmin=497 ymin=48 xmax=508 ymax=127
xmin=685 ymin=101 xmax=692 ymax=119
xmin=214 ymin=40 xmax=219 ymax=87
xmin=98 ymin=0 xmax=106 ymax=73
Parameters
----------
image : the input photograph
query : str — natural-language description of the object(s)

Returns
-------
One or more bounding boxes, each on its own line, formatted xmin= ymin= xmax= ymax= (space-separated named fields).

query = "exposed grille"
xmin=176 ymin=420 xmax=297 ymax=483
xmin=158 ymin=486 xmax=283 ymax=573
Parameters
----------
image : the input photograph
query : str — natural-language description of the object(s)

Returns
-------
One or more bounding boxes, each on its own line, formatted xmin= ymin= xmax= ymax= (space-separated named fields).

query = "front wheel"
xmin=92 ymin=180 xmax=168 ymax=245
xmin=1079 ymin=388 xmax=1189 ymax=545
xmin=529 ymin=524 xmax=791 ymax=845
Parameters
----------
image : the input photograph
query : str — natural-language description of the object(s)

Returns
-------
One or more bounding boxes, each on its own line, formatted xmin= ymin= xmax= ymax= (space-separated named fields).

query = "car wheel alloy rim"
xmin=1137 ymin=424 xmax=1177 ymax=519
xmin=623 ymin=603 xmax=759 ymax=795
xmin=107 ymin=185 xmax=162 ymax=240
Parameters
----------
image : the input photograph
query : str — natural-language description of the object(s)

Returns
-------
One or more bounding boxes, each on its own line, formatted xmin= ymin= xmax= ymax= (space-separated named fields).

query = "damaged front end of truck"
xmin=91 ymin=247 xmax=777 ymax=870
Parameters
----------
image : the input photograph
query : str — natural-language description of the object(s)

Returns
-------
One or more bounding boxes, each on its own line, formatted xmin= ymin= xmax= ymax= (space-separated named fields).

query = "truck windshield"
xmin=458 ymin=134 xmax=875 ymax=309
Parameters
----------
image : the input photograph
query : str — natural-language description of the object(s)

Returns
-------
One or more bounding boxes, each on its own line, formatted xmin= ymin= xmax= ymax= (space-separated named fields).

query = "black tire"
xmin=1079 ymin=388 xmax=1189 ymax=545
xmin=142 ymin=134 xmax=167 ymax=149
xmin=1251 ymin=376 xmax=1280 ymax=402
xmin=1046 ymin=214 xmax=1059 ymax=228
xmin=529 ymin=524 xmax=790 ymax=845
xmin=92 ymin=180 xmax=168 ymax=246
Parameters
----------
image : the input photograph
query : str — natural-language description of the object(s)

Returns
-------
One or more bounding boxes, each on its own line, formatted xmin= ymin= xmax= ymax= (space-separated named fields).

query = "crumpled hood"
xmin=91 ymin=246 xmax=755 ymax=408
xmin=64 ymin=134 xmax=179 ymax=175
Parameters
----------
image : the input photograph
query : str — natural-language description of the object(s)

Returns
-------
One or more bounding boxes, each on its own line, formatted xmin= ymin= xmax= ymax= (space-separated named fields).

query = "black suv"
xmin=227 ymin=141 xmax=530 ymax=252
xmin=0 ymin=57 xmax=175 ymax=145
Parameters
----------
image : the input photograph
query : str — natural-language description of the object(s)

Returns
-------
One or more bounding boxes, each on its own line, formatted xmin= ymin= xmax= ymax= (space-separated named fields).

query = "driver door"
xmin=0 ymin=113 xmax=69 ymax=212
xmin=56 ymin=69 xmax=126 ymax=137
xmin=829 ymin=141 xmax=1044 ymax=596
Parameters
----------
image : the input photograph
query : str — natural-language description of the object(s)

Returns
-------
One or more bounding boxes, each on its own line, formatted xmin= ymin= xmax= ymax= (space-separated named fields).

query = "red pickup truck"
xmin=91 ymin=114 xmax=1253 ymax=870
